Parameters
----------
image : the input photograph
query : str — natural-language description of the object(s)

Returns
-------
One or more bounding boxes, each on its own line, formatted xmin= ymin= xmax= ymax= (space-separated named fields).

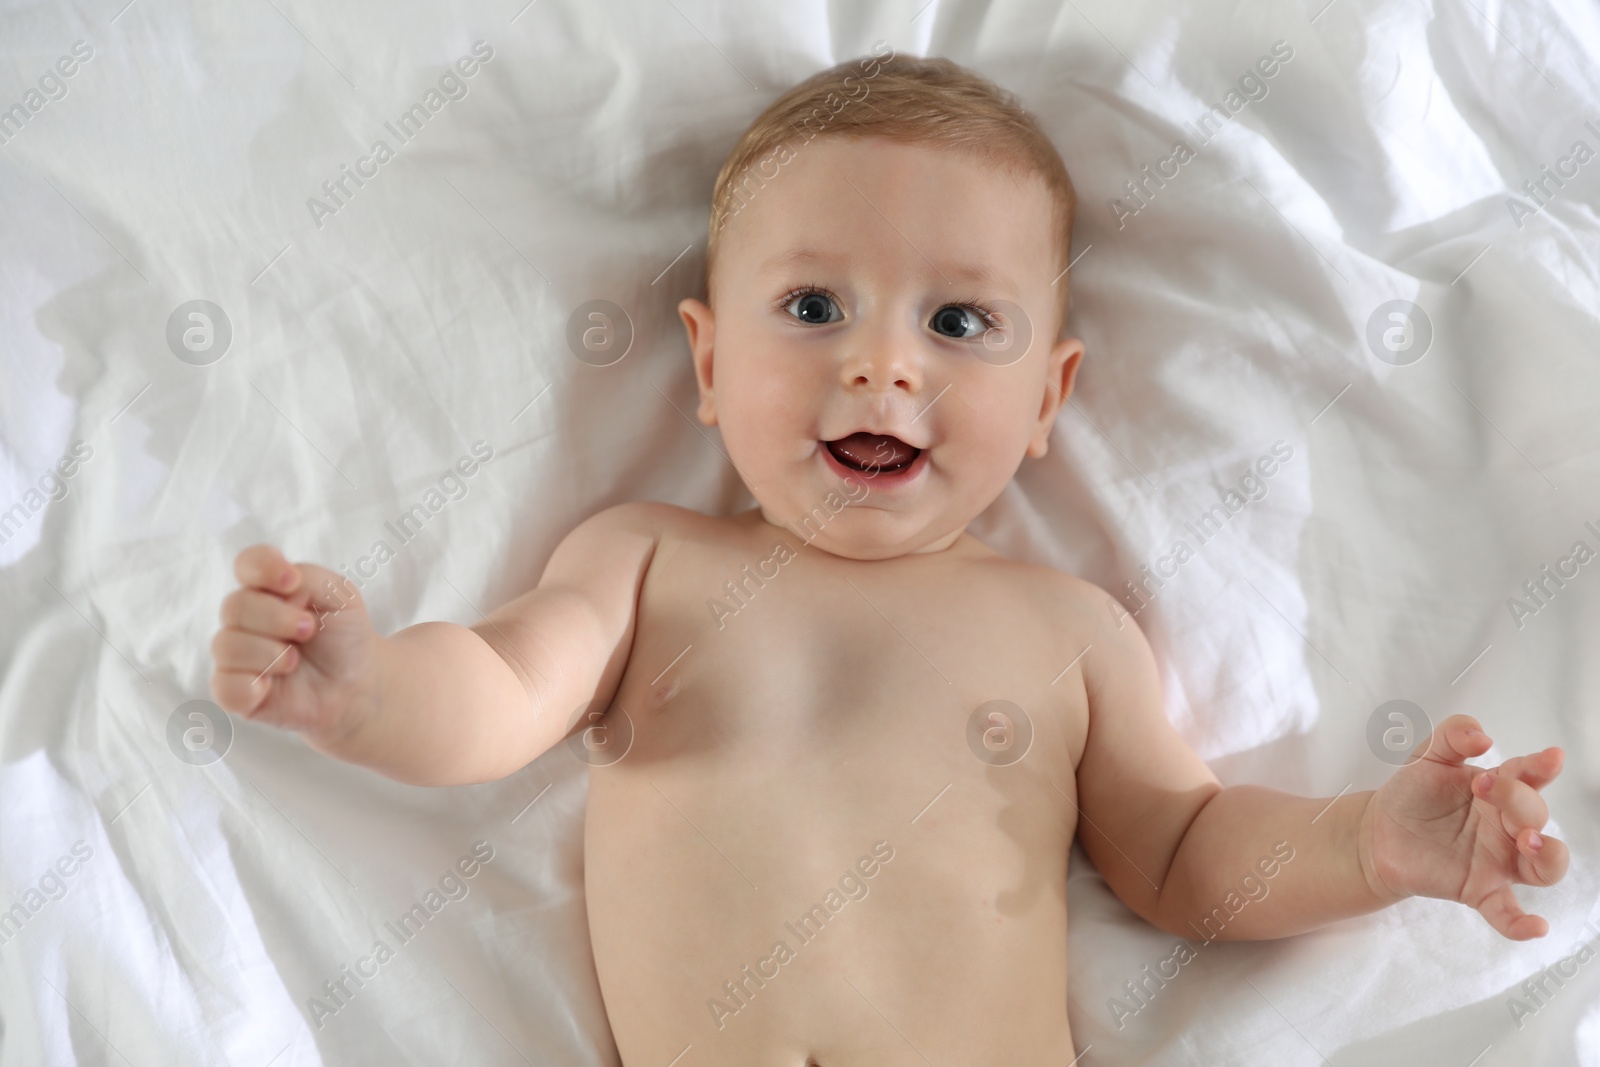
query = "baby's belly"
xmin=583 ymin=695 xmax=1079 ymax=1066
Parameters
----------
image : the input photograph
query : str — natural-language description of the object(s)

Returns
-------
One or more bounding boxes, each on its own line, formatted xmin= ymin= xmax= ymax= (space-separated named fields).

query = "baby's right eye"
xmin=783 ymin=290 xmax=843 ymax=325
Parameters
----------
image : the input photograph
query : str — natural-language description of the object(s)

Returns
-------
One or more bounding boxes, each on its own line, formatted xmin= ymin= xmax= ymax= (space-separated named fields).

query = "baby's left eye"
xmin=929 ymin=305 xmax=989 ymax=339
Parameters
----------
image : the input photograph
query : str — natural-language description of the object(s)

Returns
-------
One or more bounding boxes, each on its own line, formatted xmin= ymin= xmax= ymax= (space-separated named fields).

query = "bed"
xmin=2 ymin=0 xmax=1597 ymax=1063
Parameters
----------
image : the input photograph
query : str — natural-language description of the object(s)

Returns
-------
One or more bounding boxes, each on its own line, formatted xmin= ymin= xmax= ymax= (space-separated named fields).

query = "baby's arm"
xmin=209 ymin=502 xmax=664 ymax=786
xmin=1073 ymin=595 xmax=1570 ymax=941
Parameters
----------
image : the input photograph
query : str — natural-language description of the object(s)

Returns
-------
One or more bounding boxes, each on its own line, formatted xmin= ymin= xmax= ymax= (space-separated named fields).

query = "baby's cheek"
xmin=940 ymin=444 xmax=1005 ymax=502
xmin=965 ymin=418 xmax=1029 ymax=469
xmin=741 ymin=360 xmax=814 ymax=424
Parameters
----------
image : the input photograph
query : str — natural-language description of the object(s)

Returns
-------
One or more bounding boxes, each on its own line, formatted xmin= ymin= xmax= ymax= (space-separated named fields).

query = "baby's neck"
xmin=743 ymin=505 xmax=983 ymax=560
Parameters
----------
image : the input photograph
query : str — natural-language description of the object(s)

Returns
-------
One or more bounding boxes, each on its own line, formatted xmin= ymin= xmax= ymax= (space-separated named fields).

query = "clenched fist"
xmin=209 ymin=544 xmax=381 ymax=743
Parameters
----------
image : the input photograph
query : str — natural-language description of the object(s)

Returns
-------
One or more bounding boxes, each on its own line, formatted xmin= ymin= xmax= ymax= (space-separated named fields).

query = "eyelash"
xmin=776 ymin=284 xmax=1003 ymax=331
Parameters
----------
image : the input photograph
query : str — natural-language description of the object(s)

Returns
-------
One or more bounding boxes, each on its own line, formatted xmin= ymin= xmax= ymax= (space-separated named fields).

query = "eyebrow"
xmin=758 ymin=248 xmax=842 ymax=274
xmin=758 ymin=247 xmax=1017 ymax=292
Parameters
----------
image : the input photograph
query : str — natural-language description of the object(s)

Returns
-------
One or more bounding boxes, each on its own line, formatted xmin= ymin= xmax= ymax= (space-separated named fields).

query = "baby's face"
xmin=680 ymin=136 xmax=1083 ymax=560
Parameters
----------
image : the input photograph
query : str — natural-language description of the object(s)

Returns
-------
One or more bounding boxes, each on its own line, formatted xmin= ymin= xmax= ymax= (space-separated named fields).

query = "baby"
xmin=210 ymin=52 xmax=1569 ymax=1065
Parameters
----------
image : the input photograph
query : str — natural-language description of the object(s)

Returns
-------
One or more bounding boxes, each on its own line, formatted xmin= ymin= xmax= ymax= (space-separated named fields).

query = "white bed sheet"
xmin=2 ymin=0 xmax=1598 ymax=1064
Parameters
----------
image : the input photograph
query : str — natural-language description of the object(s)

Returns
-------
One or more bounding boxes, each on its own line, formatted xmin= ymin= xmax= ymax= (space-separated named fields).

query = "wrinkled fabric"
xmin=2 ymin=1 xmax=1598 ymax=1064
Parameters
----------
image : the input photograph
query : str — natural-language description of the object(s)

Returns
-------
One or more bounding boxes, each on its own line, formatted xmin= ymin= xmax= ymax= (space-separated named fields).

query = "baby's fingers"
xmin=1495 ymin=747 xmax=1565 ymax=792
xmin=1473 ymin=770 xmax=1548 ymax=834
xmin=211 ymin=629 xmax=299 ymax=678
xmin=1476 ymin=884 xmax=1549 ymax=941
xmin=1514 ymin=828 xmax=1569 ymax=889
xmin=1422 ymin=714 xmax=1493 ymax=766
xmin=234 ymin=543 xmax=301 ymax=595
xmin=211 ymin=669 xmax=270 ymax=716
xmin=220 ymin=588 xmax=316 ymax=641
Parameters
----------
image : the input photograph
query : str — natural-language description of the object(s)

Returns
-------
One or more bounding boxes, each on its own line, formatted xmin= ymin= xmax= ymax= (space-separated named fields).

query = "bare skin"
xmin=210 ymin=137 xmax=1569 ymax=1065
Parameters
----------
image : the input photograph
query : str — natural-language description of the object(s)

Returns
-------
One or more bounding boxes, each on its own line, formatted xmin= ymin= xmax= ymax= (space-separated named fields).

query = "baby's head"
xmin=679 ymin=50 xmax=1084 ymax=560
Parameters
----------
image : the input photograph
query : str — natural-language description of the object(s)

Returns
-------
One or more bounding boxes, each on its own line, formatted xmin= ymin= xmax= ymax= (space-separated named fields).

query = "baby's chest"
xmin=613 ymin=552 xmax=1083 ymax=778
xmin=590 ymin=549 xmax=1087 ymax=856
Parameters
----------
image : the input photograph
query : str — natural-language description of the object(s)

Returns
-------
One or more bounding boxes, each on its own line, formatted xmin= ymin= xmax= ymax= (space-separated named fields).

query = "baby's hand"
xmin=1360 ymin=714 xmax=1569 ymax=940
xmin=209 ymin=544 xmax=380 ymax=743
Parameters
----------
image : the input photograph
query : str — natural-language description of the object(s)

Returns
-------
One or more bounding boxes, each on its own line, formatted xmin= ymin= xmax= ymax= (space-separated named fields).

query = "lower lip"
xmin=818 ymin=441 xmax=929 ymax=489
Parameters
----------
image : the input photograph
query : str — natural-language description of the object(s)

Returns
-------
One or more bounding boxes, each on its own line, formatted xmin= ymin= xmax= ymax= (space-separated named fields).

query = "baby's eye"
xmin=784 ymin=291 xmax=843 ymax=325
xmin=929 ymin=305 xmax=990 ymax=339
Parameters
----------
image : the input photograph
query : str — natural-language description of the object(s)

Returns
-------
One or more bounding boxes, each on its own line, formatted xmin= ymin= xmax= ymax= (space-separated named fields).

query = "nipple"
xmin=651 ymin=677 xmax=681 ymax=707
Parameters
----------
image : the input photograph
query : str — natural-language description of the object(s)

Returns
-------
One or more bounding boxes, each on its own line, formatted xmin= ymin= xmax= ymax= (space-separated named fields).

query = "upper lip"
xmin=822 ymin=427 xmax=928 ymax=449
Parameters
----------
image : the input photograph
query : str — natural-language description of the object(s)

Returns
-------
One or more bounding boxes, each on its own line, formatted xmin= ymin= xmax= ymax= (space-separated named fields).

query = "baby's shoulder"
xmin=968 ymin=551 xmax=1120 ymax=637
xmin=577 ymin=499 xmax=717 ymax=541
xmin=570 ymin=501 xmax=753 ymax=572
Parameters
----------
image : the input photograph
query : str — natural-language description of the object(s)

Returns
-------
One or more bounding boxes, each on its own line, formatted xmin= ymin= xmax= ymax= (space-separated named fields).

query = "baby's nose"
xmin=841 ymin=331 xmax=922 ymax=393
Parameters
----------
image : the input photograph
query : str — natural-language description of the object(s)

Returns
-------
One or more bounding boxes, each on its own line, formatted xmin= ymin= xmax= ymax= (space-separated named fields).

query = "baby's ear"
xmin=1027 ymin=337 xmax=1084 ymax=458
xmin=678 ymin=298 xmax=717 ymax=426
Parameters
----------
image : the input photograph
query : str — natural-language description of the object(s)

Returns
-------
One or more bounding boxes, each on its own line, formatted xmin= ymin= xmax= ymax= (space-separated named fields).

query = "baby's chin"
xmin=755 ymin=499 xmax=965 ymax=560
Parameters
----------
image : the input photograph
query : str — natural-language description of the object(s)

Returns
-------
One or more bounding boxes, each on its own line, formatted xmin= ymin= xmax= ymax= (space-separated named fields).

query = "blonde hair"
xmin=703 ymin=49 xmax=1077 ymax=328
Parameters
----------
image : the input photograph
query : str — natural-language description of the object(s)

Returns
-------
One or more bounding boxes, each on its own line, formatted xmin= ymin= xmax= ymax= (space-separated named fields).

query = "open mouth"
xmin=824 ymin=432 xmax=922 ymax=475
